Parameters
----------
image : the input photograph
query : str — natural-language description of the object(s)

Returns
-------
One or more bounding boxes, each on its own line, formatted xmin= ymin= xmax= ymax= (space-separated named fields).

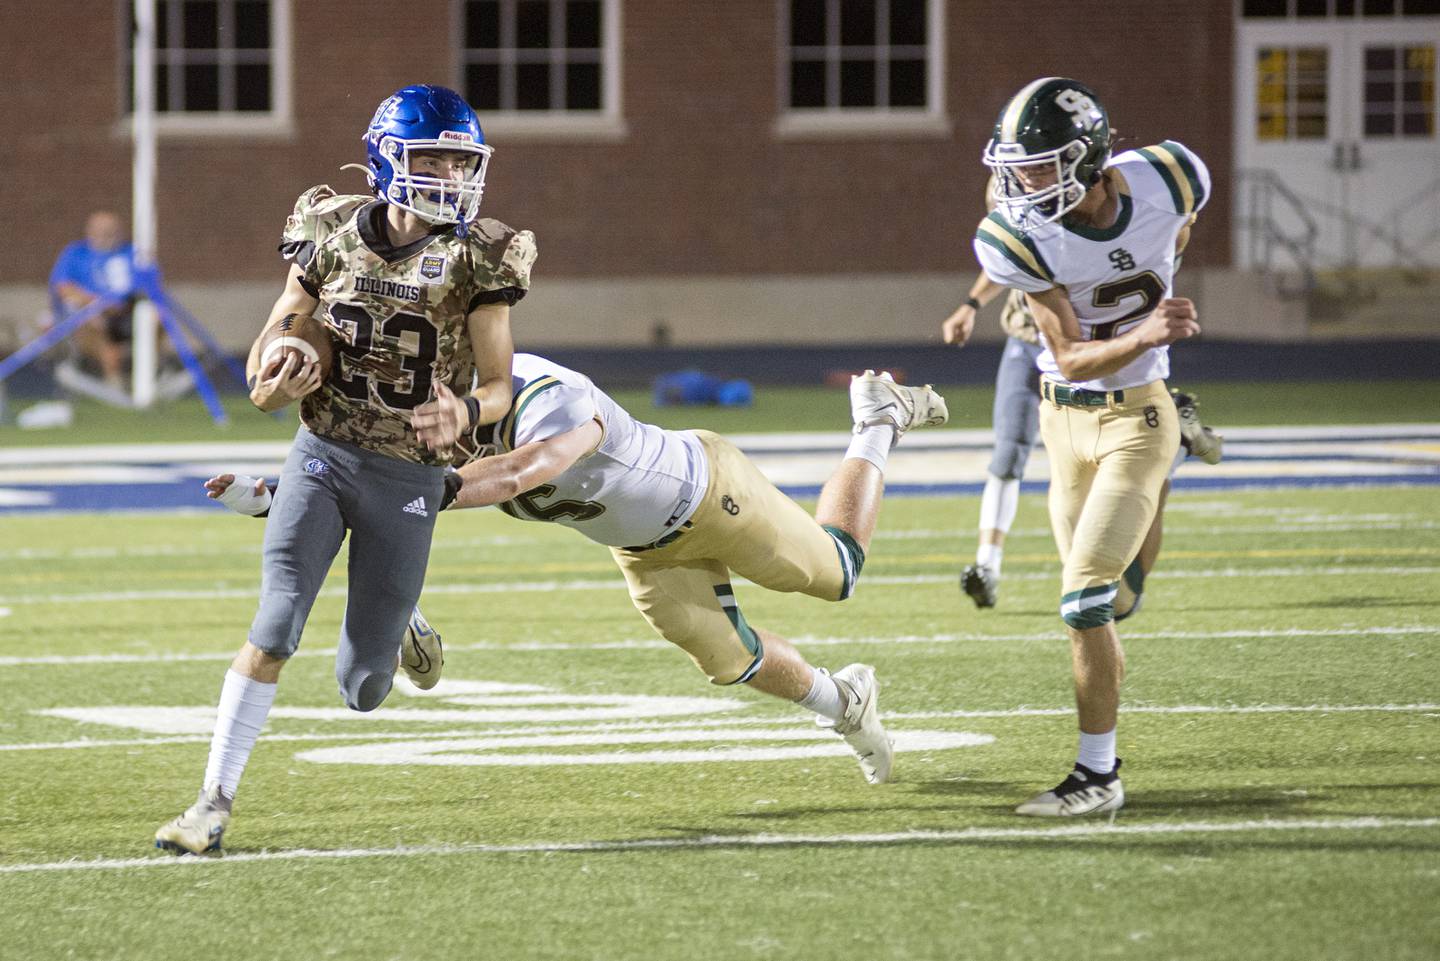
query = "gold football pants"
xmin=1038 ymin=379 xmax=1178 ymax=628
xmin=611 ymin=431 xmax=860 ymax=684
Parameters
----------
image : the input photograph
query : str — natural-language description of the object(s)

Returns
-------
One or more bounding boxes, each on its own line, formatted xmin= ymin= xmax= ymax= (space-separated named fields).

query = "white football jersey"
xmin=973 ymin=141 xmax=1210 ymax=392
xmin=485 ymin=353 xmax=709 ymax=547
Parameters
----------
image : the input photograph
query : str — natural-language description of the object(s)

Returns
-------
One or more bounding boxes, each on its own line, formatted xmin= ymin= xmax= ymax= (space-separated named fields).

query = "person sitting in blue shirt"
xmin=49 ymin=211 xmax=138 ymax=388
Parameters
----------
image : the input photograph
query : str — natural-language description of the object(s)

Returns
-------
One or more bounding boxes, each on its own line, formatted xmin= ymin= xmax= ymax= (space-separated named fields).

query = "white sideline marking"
xmin=0 ymin=516 xmax=1428 ymax=562
xmin=0 ymin=489 xmax=53 ymax=507
xmin=0 ymin=532 xmax=546 ymax=563
xmin=3 ymin=817 xmax=1436 ymax=875
xmin=5 ymin=703 xmax=1436 ymax=752
xmin=4 ymin=562 xmax=1439 ymax=608
xmin=2 ymin=623 xmax=1436 ymax=668
xmin=888 ymin=702 xmax=1440 ymax=721
xmin=293 ymin=729 xmax=991 ymax=767
xmin=38 ymin=696 xmax=746 ymax=733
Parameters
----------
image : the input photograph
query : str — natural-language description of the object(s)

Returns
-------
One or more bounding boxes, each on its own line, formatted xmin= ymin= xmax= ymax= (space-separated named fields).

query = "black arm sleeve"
xmin=278 ymin=239 xmax=317 ymax=268
xmin=467 ymin=286 xmax=526 ymax=312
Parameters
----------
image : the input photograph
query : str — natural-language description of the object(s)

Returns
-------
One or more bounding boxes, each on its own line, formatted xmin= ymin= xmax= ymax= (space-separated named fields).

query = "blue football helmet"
xmin=363 ymin=85 xmax=493 ymax=229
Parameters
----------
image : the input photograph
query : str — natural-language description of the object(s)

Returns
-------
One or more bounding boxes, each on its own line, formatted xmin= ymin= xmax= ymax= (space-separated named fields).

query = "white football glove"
xmin=217 ymin=475 xmax=273 ymax=517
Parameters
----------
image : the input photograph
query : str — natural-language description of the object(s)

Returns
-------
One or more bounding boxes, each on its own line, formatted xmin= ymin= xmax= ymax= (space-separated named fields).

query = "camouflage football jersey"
xmin=280 ymin=185 xmax=537 ymax=465
xmin=998 ymin=288 xmax=1040 ymax=345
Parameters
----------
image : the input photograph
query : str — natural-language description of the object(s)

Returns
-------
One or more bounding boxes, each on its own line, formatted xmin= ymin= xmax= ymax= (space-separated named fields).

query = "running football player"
xmin=155 ymin=84 xmax=535 ymax=855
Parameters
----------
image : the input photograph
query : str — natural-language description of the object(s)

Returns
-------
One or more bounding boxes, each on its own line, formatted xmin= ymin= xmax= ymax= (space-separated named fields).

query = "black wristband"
xmin=463 ymin=395 xmax=482 ymax=427
xmin=440 ymin=471 xmax=463 ymax=511
xmin=964 ymin=296 xmax=982 ymax=311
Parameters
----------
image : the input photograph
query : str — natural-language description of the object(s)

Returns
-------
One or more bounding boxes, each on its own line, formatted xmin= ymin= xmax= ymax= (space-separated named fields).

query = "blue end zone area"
xmin=5 ymin=339 xmax=1438 ymax=400
xmin=0 ymin=481 xmax=222 ymax=514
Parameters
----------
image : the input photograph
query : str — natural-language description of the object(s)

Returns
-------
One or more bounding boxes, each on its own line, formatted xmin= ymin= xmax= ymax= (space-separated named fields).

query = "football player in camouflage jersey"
xmin=205 ymin=352 xmax=950 ymax=792
xmin=156 ymin=84 xmax=535 ymax=855
xmin=972 ymin=78 xmax=1210 ymax=817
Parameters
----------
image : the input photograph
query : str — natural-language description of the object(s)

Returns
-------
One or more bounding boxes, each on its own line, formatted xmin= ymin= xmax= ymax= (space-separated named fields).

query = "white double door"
xmin=1235 ymin=19 xmax=1440 ymax=268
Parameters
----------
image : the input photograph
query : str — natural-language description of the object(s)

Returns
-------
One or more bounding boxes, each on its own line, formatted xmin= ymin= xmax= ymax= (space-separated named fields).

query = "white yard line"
xmin=4 ymin=702 xmax=1435 ymax=752
xmin=4 ymin=563 xmax=1439 ymax=608
xmin=0 ymin=533 xmax=548 ymax=563
xmin=2 ymin=817 xmax=1435 ymax=875
xmin=2 ymin=624 xmax=1435 ymax=668
xmin=0 ymin=517 xmax=1430 ymax=562
xmin=888 ymin=702 xmax=1440 ymax=720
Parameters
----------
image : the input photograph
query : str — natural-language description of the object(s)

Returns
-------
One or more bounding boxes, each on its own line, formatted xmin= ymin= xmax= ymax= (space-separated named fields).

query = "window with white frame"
xmin=783 ymin=0 xmax=940 ymax=113
xmin=1362 ymin=43 xmax=1436 ymax=137
xmin=122 ymin=0 xmax=288 ymax=124
xmin=460 ymin=0 xmax=613 ymax=113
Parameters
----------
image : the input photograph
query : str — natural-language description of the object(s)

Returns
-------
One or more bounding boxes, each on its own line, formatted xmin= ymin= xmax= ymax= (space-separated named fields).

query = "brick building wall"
xmin=6 ymin=0 xmax=1232 ymax=290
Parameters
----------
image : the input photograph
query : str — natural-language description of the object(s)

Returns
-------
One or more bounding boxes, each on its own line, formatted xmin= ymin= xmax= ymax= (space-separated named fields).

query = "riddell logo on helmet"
xmin=438 ymin=131 xmax=474 ymax=144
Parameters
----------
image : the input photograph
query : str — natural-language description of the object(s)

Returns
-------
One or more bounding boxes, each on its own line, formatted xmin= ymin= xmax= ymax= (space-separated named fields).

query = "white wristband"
xmin=218 ymin=475 xmax=273 ymax=516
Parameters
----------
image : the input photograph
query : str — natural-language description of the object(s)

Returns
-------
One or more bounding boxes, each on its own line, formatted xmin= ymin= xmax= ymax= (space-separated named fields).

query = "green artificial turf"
xmin=1 ymin=485 xmax=1437 ymax=960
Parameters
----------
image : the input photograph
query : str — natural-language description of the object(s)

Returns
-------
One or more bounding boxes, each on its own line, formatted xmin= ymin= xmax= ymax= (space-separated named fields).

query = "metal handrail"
xmin=1237 ymin=170 xmax=1440 ymax=286
xmin=1234 ymin=168 xmax=1319 ymax=298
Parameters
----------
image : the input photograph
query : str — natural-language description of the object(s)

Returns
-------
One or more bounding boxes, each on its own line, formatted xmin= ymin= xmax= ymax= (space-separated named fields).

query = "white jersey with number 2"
xmin=973 ymin=139 xmax=1210 ymax=393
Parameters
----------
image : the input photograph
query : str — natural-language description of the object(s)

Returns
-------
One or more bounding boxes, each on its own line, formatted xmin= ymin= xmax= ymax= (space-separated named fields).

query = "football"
xmin=256 ymin=312 xmax=334 ymax=380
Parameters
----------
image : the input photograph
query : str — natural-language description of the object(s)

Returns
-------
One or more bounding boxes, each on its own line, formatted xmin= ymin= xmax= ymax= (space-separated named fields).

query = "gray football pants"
xmin=250 ymin=427 xmax=445 ymax=712
xmin=988 ymin=337 xmax=1045 ymax=480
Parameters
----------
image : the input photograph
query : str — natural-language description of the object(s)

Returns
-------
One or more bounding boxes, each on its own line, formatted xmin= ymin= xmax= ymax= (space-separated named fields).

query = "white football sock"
xmin=797 ymin=666 xmax=847 ymax=722
xmin=976 ymin=542 xmax=1003 ymax=572
xmin=845 ymin=426 xmax=896 ymax=472
xmin=978 ymin=475 xmax=1020 ymax=540
xmin=203 ymin=669 xmax=278 ymax=800
xmin=1076 ymin=728 xmax=1117 ymax=775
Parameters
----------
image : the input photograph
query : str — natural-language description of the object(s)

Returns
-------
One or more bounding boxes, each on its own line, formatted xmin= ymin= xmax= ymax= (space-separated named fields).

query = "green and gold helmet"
xmin=982 ymin=77 xmax=1111 ymax=232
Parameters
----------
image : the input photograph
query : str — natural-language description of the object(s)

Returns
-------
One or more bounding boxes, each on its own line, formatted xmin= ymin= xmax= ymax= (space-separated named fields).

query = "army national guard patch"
xmin=419 ymin=254 xmax=447 ymax=284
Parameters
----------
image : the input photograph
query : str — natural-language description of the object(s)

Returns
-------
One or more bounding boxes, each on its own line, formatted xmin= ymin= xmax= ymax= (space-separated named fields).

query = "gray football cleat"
xmin=400 ymin=605 xmax=444 ymax=690
xmin=1171 ymin=390 xmax=1223 ymax=465
xmin=850 ymin=370 xmax=949 ymax=437
xmin=154 ymin=785 xmax=231 ymax=855
xmin=960 ymin=563 xmax=999 ymax=609
xmin=1015 ymin=759 xmax=1124 ymax=817
xmin=819 ymin=663 xmax=895 ymax=784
